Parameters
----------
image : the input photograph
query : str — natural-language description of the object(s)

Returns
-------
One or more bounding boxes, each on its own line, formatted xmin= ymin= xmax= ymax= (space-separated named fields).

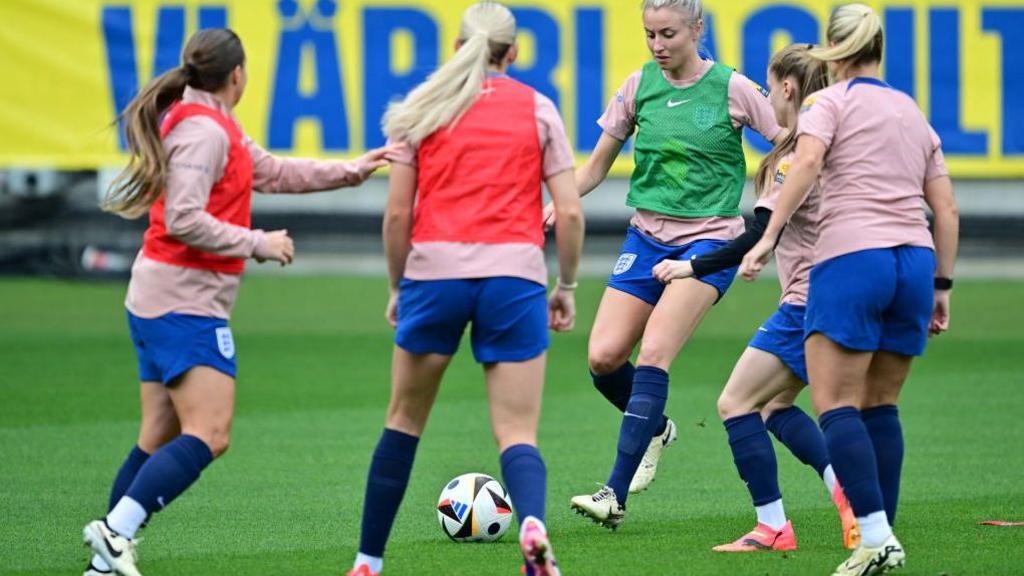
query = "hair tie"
xmin=182 ymin=63 xmax=197 ymax=79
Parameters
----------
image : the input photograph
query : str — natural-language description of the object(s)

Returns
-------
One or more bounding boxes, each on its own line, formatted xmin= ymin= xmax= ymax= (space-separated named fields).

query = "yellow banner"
xmin=2 ymin=0 xmax=1022 ymax=177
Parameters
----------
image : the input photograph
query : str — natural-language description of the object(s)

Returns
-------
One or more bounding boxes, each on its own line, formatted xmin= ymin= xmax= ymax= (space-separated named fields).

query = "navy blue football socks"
xmin=766 ymin=406 xmax=831 ymax=477
xmin=725 ymin=412 xmax=782 ymax=506
xmin=109 ymin=445 xmax=150 ymax=511
xmin=819 ymin=407 xmax=886 ymax=518
xmin=592 ymin=361 xmax=668 ymax=437
xmin=500 ymin=444 xmax=547 ymax=523
xmin=862 ymin=404 xmax=903 ymax=525
xmin=359 ymin=428 xmax=420 ymax=557
xmin=606 ymin=366 xmax=669 ymax=504
xmin=124 ymin=434 xmax=213 ymax=515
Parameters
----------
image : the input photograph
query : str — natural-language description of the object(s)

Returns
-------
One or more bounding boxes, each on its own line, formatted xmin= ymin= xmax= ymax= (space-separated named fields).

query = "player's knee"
xmin=587 ymin=346 xmax=630 ymax=375
xmin=636 ymin=340 xmax=672 ymax=370
xmin=206 ymin=430 xmax=230 ymax=458
xmin=717 ymin=391 xmax=753 ymax=420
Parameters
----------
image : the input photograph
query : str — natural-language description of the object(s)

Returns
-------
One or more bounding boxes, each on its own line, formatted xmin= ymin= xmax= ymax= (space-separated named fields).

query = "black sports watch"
xmin=934 ymin=277 xmax=954 ymax=290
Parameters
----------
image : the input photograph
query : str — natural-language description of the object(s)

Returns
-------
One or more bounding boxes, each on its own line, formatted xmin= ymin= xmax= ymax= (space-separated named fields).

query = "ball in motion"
xmin=436 ymin=473 xmax=513 ymax=542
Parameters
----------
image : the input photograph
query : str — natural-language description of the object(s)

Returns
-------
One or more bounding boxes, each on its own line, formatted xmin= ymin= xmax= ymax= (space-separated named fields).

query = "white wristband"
xmin=556 ymin=279 xmax=578 ymax=291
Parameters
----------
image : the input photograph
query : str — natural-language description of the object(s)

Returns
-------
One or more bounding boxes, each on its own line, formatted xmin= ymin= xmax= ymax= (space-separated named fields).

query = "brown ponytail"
xmin=103 ymin=28 xmax=245 ymax=219
xmin=753 ymin=44 xmax=830 ymax=197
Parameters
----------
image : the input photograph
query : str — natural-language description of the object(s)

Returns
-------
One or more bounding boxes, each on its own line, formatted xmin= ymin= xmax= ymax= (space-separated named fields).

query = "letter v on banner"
xmin=102 ymin=5 xmax=228 ymax=150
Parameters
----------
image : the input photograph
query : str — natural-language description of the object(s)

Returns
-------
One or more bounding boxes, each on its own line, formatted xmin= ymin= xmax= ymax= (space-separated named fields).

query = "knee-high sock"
xmin=358 ymin=428 xmax=419 ymax=558
xmin=500 ymin=444 xmax=546 ymax=523
xmin=862 ymin=405 xmax=903 ymax=526
xmin=92 ymin=446 xmax=152 ymax=570
xmin=108 ymin=435 xmax=213 ymax=538
xmin=606 ymin=366 xmax=669 ymax=504
xmin=819 ymin=407 xmax=891 ymax=546
xmin=592 ymin=362 xmax=667 ymax=436
xmin=109 ymin=446 xmax=150 ymax=512
xmin=725 ymin=413 xmax=783 ymax=509
xmin=766 ymin=406 xmax=831 ymax=476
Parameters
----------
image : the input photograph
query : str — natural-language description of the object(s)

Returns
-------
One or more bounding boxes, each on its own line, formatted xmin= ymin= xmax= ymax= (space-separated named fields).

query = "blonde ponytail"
xmin=810 ymin=3 xmax=883 ymax=66
xmin=383 ymin=2 xmax=516 ymax=145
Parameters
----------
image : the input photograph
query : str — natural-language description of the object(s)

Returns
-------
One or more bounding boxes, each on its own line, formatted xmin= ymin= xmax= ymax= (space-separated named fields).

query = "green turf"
xmin=1 ymin=276 xmax=1022 ymax=575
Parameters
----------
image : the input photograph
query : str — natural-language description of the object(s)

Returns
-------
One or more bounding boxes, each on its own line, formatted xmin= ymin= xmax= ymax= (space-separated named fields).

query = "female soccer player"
xmin=653 ymin=44 xmax=858 ymax=552
xmin=82 ymin=29 xmax=396 ymax=576
xmin=559 ymin=0 xmax=784 ymax=527
xmin=346 ymin=3 xmax=583 ymax=576
xmin=740 ymin=4 xmax=959 ymax=574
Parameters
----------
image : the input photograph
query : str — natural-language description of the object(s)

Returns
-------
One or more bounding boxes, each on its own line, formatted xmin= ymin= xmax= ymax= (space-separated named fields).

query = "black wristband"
xmin=934 ymin=277 xmax=954 ymax=290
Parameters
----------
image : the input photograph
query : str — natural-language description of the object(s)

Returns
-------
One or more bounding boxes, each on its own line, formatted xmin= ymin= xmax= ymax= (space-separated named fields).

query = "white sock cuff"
xmin=354 ymin=552 xmax=383 ymax=574
xmin=105 ymin=497 xmax=147 ymax=540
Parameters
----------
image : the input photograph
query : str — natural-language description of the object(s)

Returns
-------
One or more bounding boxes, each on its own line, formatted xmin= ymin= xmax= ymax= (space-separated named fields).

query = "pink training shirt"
xmin=797 ymin=78 xmax=949 ymax=264
xmin=127 ymin=87 xmax=378 ymax=319
xmin=387 ymin=84 xmax=575 ymax=286
xmin=754 ymin=152 xmax=821 ymax=306
xmin=599 ymin=59 xmax=783 ymax=246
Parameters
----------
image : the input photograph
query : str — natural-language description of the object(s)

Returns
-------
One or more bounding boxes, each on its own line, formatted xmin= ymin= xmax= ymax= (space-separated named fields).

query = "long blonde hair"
xmin=103 ymin=29 xmax=245 ymax=219
xmin=754 ymin=44 xmax=830 ymax=197
xmin=810 ymin=3 xmax=883 ymax=67
xmin=383 ymin=2 xmax=516 ymax=145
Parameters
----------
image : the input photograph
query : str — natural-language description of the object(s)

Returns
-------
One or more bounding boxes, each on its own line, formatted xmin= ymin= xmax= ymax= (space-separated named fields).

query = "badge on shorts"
xmin=215 ymin=327 xmax=235 ymax=359
xmin=613 ymin=253 xmax=637 ymax=275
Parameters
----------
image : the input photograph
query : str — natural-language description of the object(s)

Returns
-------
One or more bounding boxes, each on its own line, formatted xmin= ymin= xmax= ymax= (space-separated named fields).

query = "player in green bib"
xmin=543 ymin=0 xmax=785 ymax=528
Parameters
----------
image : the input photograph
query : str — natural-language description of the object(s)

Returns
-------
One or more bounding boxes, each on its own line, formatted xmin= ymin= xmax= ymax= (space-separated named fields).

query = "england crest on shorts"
xmin=613 ymin=253 xmax=637 ymax=275
xmin=215 ymin=327 xmax=235 ymax=359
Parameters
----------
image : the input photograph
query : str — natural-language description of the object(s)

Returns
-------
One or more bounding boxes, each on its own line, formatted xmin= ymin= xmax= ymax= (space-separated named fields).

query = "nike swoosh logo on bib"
xmin=667 ymin=99 xmax=691 ymax=108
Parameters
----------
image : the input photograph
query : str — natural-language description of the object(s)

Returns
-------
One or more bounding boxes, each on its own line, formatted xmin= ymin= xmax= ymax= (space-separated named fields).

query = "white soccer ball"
xmin=436 ymin=473 xmax=513 ymax=542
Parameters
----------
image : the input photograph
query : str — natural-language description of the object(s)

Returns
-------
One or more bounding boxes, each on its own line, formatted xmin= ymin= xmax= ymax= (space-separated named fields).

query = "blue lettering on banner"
xmin=508 ymin=7 xmax=560 ymax=109
xmin=701 ymin=11 xmax=718 ymax=61
xmin=575 ymin=7 xmax=604 ymax=151
xmin=982 ymin=8 xmax=1024 ymax=155
xmin=929 ymin=8 xmax=987 ymax=155
xmin=740 ymin=6 xmax=818 ymax=153
xmin=363 ymin=8 xmax=438 ymax=149
xmin=884 ymin=8 xmax=915 ymax=98
xmin=268 ymin=0 xmax=348 ymax=151
xmin=102 ymin=5 xmax=227 ymax=149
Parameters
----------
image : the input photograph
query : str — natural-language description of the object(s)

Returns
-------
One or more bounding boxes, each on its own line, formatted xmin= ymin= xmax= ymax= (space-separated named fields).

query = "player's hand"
xmin=548 ymin=286 xmax=576 ymax=332
xmin=652 ymin=258 xmax=694 ymax=284
xmin=542 ymin=202 xmax=556 ymax=231
xmin=352 ymin=143 xmax=404 ymax=182
xmin=256 ymin=229 xmax=294 ymax=266
xmin=929 ymin=289 xmax=951 ymax=336
xmin=385 ymin=287 xmax=400 ymax=328
xmin=739 ymin=237 xmax=774 ymax=281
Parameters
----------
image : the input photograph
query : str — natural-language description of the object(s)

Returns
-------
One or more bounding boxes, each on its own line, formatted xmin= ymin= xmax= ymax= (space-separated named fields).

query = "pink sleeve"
xmin=248 ymin=138 xmax=367 ymax=193
xmin=535 ymin=93 xmax=575 ymax=178
xmin=597 ymin=71 xmax=641 ymax=142
xmin=728 ymin=72 xmax=782 ymax=140
xmin=754 ymin=153 xmax=794 ymax=211
xmin=925 ymin=127 xmax=950 ymax=181
xmin=162 ymin=117 xmax=264 ymax=259
xmin=797 ymin=89 xmax=841 ymax=149
xmin=386 ymin=137 xmax=418 ymax=167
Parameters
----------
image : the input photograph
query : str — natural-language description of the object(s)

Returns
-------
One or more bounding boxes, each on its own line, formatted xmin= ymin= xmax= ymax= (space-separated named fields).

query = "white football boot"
xmin=833 ymin=534 xmax=905 ymax=576
xmin=570 ymin=485 xmax=625 ymax=530
xmin=629 ymin=418 xmax=678 ymax=494
xmin=83 ymin=557 xmax=112 ymax=575
xmin=83 ymin=520 xmax=141 ymax=576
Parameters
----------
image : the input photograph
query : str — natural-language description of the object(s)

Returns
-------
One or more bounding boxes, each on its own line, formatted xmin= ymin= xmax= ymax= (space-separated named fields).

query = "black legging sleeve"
xmin=690 ymin=207 xmax=775 ymax=279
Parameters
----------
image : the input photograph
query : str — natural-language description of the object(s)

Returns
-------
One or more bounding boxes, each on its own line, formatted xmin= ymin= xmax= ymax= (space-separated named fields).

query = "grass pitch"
xmin=1 ymin=276 xmax=1022 ymax=575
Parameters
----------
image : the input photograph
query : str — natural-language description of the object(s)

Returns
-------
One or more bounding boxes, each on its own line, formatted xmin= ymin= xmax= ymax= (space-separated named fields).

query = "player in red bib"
xmin=82 ymin=29 xmax=396 ymax=576
xmin=346 ymin=3 xmax=583 ymax=576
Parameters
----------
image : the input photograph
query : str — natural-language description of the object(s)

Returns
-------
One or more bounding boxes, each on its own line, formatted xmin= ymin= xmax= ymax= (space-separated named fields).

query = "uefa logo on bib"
xmin=215 ymin=327 xmax=235 ymax=359
xmin=613 ymin=253 xmax=637 ymax=275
